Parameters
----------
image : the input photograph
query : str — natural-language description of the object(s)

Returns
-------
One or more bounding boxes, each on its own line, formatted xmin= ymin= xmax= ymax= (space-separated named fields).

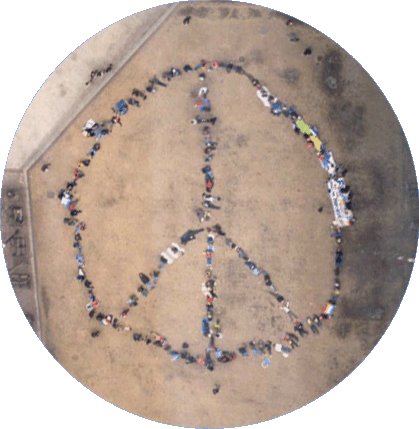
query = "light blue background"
xmin=0 ymin=0 xmax=419 ymax=429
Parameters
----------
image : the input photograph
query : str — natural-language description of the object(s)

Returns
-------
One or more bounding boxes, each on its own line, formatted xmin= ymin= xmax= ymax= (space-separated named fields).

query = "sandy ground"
xmin=1 ymin=2 xmax=419 ymax=429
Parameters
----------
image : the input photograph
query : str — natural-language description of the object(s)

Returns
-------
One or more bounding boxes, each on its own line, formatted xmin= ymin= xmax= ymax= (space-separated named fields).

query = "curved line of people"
xmin=55 ymin=58 xmax=354 ymax=369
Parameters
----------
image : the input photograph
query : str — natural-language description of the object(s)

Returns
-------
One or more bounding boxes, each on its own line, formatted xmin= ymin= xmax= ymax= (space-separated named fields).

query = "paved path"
xmin=6 ymin=3 xmax=175 ymax=171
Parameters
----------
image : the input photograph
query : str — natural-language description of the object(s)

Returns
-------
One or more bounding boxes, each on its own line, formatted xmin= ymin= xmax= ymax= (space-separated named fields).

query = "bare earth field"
xmin=5 ymin=2 xmax=418 ymax=429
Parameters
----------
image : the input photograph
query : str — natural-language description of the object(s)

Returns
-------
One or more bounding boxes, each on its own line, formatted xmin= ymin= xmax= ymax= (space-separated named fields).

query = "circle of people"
xmin=56 ymin=58 xmax=354 ymax=372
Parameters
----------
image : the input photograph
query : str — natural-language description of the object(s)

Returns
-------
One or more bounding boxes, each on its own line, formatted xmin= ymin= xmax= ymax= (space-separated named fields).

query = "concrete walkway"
xmin=6 ymin=3 xmax=176 ymax=172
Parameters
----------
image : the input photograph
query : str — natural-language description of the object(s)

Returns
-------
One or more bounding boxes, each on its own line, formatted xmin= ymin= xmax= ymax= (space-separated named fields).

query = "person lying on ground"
xmin=201 ymin=283 xmax=212 ymax=298
xmin=245 ymin=260 xmax=260 ymax=275
xmin=292 ymin=121 xmax=301 ymax=135
xmin=78 ymin=159 xmax=90 ymax=168
xmin=150 ymin=270 xmax=160 ymax=286
xmin=306 ymin=317 xmax=319 ymax=334
xmin=137 ymin=285 xmax=148 ymax=297
xmin=75 ymin=222 xmax=86 ymax=233
xmin=150 ymin=331 xmax=166 ymax=345
xmin=260 ymin=271 xmax=272 ymax=286
xmin=111 ymin=116 xmax=122 ymax=127
xmin=146 ymin=84 xmax=156 ymax=93
xmin=167 ymin=243 xmax=185 ymax=259
xmin=128 ymin=97 xmax=140 ymax=107
xmin=204 ymin=144 xmax=216 ymax=153
xmin=186 ymin=355 xmax=197 ymax=364
xmin=204 ymin=153 xmax=215 ymax=162
xmin=196 ymin=208 xmax=211 ymax=223
xmin=287 ymin=333 xmax=299 ymax=343
xmin=161 ymin=71 xmax=172 ymax=81
xmin=201 ymin=318 xmax=211 ymax=337
xmin=214 ymin=320 xmax=222 ymax=339
xmin=280 ymin=300 xmax=298 ymax=321
xmin=180 ymin=228 xmax=205 ymax=244
xmin=66 ymin=180 xmax=77 ymax=192
xmin=203 ymin=201 xmax=221 ymax=210
xmin=238 ymin=346 xmax=248 ymax=356
xmin=335 ymin=164 xmax=348 ymax=177
xmin=210 ymin=224 xmax=226 ymax=236
xmin=133 ymin=333 xmax=143 ymax=342
xmin=101 ymin=315 xmax=113 ymax=326
xmin=331 ymin=230 xmax=343 ymax=244
xmin=139 ymin=273 xmax=153 ymax=289
xmin=235 ymin=247 xmax=248 ymax=260
xmin=95 ymin=312 xmax=105 ymax=322
xmin=202 ymin=193 xmax=221 ymax=202
xmin=195 ymin=60 xmax=208 ymax=71
xmin=206 ymin=303 xmax=214 ymax=319
xmin=158 ymin=255 xmax=169 ymax=269
xmin=191 ymin=116 xmax=217 ymax=125
xmin=313 ymin=314 xmax=322 ymax=328
xmin=41 ymin=163 xmax=51 ymax=172
xmin=77 ymin=267 xmax=85 ymax=282
xmin=73 ymin=242 xmax=82 ymax=252
xmin=170 ymin=351 xmax=180 ymax=361
xmin=74 ymin=169 xmax=85 ymax=180
xmin=335 ymin=250 xmax=344 ymax=268
xmin=170 ymin=68 xmax=182 ymax=77
xmin=127 ymin=295 xmax=138 ymax=306
xmin=202 ymin=165 xmax=214 ymax=179
xmin=144 ymin=336 xmax=152 ymax=345
xmin=264 ymin=341 xmax=273 ymax=356
xmin=284 ymin=334 xmax=298 ymax=349
xmin=249 ymin=341 xmax=261 ymax=355
xmin=232 ymin=65 xmax=244 ymax=74
xmin=269 ymin=292 xmax=285 ymax=304
xmin=225 ymin=238 xmax=236 ymax=248
xmin=202 ymin=125 xmax=211 ymax=137
xmin=205 ymin=176 xmax=214 ymax=193
xmin=132 ymin=88 xmax=147 ymax=100
xmin=275 ymin=343 xmax=292 ymax=357
xmin=149 ymin=76 xmax=167 ymax=87
xmin=88 ymin=143 xmax=101 ymax=158
xmin=120 ymin=309 xmax=129 ymax=318
xmin=205 ymin=351 xmax=214 ymax=371
xmin=294 ymin=321 xmax=309 ymax=337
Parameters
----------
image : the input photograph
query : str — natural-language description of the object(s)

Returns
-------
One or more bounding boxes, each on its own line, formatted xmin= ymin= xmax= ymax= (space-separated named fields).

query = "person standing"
xmin=284 ymin=334 xmax=299 ymax=349
xmin=212 ymin=384 xmax=220 ymax=394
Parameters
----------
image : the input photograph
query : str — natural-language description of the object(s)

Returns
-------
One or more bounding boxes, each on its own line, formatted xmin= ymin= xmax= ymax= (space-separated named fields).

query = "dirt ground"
xmin=9 ymin=3 xmax=419 ymax=429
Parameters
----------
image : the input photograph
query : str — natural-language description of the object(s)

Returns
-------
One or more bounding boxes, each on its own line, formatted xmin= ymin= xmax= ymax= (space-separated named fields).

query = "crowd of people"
xmin=56 ymin=57 xmax=354 ymax=376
